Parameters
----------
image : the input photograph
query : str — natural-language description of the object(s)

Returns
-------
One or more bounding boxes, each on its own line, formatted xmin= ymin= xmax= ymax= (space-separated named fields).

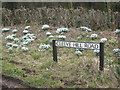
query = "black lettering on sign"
xmin=73 ymin=42 xmax=75 ymax=47
xmin=55 ymin=41 xmax=100 ymax=50
xmin=95 ymin=44 xmax=100 ymax=49
xmin=65 ymin=42 xmax=70 ymax=47
xmin=75 ymin=43 xmax=79 ymax=47
xmin=90 ymin=44 xmax=95 ymax=49
xmin=84 ymin=43 xmax=88 ymax=48
xmin=79 ymin=43 xmax=82 ymax=48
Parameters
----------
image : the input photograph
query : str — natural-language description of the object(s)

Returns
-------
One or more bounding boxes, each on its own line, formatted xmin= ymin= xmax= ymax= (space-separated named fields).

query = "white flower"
xmin=48 ymin=35 xmax=54 ymax=38
xmin=57 ymin=35 xmax=66 ymax=39
xmin=23 ymin=30 xmax=29 ymax=34
xmin=39 ymin=44 xmax=51 ymax=50
xmin=56 ymin=28 xmax=69 ymax=34
xmin=80 ymin=26 xmax=87 ymax=31
xmin=11 ymin=34 xmax=16 ymax=37
xmin=76 ymin=48 xmax=84 ymax=52
xmin=25 ymin=26 xmax=31 ymax=30
xmin=114 ymin=29 xmax=120 ymax=34
xmin=22 ymin=41 xmax=29 ymax=45
xmin=93 ymin=49 xmax=100 ymax=54
xmin=80 ymin=26 xmax=92 ymax=32
xmin=42 ymin=25 xmax=50 ymax=30
xmin=20 ymin=33 xmax=36 ymax=44
xmin=6 ymin=43 xmax=18 ymax=48
xmin=6 ymin=43 xmax=13 ymax=47
xmin=56 ymin=30 xmax=62 ymax=34
xmin=12 ymin=44 xmax=19 ymax=48
xmin=21 ymin=47 xmax=29 ymax=51
xmin=2 ymin=28 xmax=10 ymax=32
xmin=90 ymin=34 xmax=98 ymax=40
xmin=8 ymin=47 xmax=13 ymax=52
xmin=12 ymin=29 xmax=18 ymax=33
xmin=113 ymin=49 xmax=120 ymax=53
xmin=75 ymin=50 xmax=82 ymax=56
xmin=46 ymin=32 xmax=52 ymax=36
xmin=14 ymin=38 xmax=19 ymax=42
xmin=100 ymin=38 xmax=107 ymax=43
xmin=5 ymin=35 xmax=14 ymax=40
xmin=107 ymin=59 xmax=113 ymax=63
xmin=93 ymin=49 xmax=100 ymax=56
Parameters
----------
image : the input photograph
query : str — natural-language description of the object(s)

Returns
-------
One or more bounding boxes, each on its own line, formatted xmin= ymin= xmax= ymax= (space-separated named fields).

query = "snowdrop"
xmin=21 ymin=41 xmax=29 ymax=45
xmin=80 ymin=26 xmax=92 ymax=32
xmin=20 ymin=34 xmax=36 ymax=43
xmin=100 ymin=38 xmax=107 ymax=43
xmin=6 ymin=43 xmax=18 ymax=48
xmin=46 ymin=32 xmax=52 ymax=36
xmin=12 ymin=29 xmax=18 ymax=33
xmin=2 ymin=28 xmax=10 ymax=32
xmin=56 ymin=30 xmax=62 ymax=34
xmin=57 ymin=35 xmax=66 ymax=40
xmin=25 ymin=26 xmax=31 ymax=30
xmin=114 ymin=29 xmax=120 ymax=34
xmin=26 ymin=34 xmax=36 ymax=39
xmin=113 ymin=49 xmax=120 ymax=53
xmin=6 ymin=43 xmax=13 ymax=47
xmin=11 ymin=34 xmax=16 ymax=37
xmin=76 ymin=48 xmax=84 ymax=52
xmin=21 ymin=47 xmax=29 ymax=51
xmin=23 ymin=30 xmax=29 ymax=34
xmin=14 ymin=38 xmax=19 ymax=42
xmin=93 ymin=49 xmax=100 ymax=56
xmin=19 ymin=33 xmax=36 ymax=48
xmin=56 ymin=28 xmax=69 ymax=34
xmin=39 ymin=44 xmax=51 ymax=50
xmin=42 ymin=25 xmax=50 ymax=30
xmin=8 ymin=47 xmax=13 ymax=52
xmin=90 ymin=34 xmax=98 ymax=40
xmin=75 ymin=50 xmax=82 ymax=56
xmin=5 ymin=35 xmax=14 ymax=41
xmin=12 ymin=44 xmax=19 ymax=48
xmin=107 ymin=59 xmax=113 ymax=63
xmin=48 ymin=35 xmax=54 ymax=38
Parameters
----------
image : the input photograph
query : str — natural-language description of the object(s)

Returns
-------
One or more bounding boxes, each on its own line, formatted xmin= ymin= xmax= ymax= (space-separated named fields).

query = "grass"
xmin=25 ymin=76 xmax=60 ymax=88
xmin=32 ymin=53 xmax=41 ymax=60
xmin=1 ymin=25 xmax=120 ymax=88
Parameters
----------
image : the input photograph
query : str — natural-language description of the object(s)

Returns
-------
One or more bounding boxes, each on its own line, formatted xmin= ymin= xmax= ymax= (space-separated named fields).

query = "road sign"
xmin=52 ymin=40 xmax=104 ymax=71
xmin=55 ymin=40 xmax=100 ymax=50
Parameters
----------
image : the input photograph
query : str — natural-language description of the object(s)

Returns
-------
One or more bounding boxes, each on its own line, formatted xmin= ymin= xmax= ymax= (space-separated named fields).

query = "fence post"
xmin=99 ymin=42 xmax=104 ymax=71
xmin=52 ymin=40 xmax=57 ymax=62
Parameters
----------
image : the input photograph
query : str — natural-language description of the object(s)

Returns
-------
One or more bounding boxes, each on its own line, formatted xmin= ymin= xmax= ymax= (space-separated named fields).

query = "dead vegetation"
xmin=2 ymin=7 xmax=119 ymax=31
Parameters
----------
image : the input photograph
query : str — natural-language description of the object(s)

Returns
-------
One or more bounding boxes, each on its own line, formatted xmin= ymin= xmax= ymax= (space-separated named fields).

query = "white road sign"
xmin=55 ymin=41 xmax=100 ymax=50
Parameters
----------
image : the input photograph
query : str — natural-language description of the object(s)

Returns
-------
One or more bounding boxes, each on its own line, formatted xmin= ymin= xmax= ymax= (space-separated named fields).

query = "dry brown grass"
xmin=2 ymin=7 xmax=119 ymax=31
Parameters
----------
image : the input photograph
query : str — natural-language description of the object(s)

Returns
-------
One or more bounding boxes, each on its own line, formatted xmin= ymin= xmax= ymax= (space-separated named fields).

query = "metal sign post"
xmin=52 ymin=40 xmax=104 ymax=71
xmin=99 ymin=42 xmax=104 ymax=71
xmin=52 ymin=40 xmax=57 ymax=62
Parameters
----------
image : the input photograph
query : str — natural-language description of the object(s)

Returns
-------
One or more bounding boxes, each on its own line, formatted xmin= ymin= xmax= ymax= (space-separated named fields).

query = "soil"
xmin=1 ymin=74 xmax=36 ymax=89
xmin=9 ymin=61 xmax=22 ymax=65
xmin=22 ymin=68 xmax=35 ymax=74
